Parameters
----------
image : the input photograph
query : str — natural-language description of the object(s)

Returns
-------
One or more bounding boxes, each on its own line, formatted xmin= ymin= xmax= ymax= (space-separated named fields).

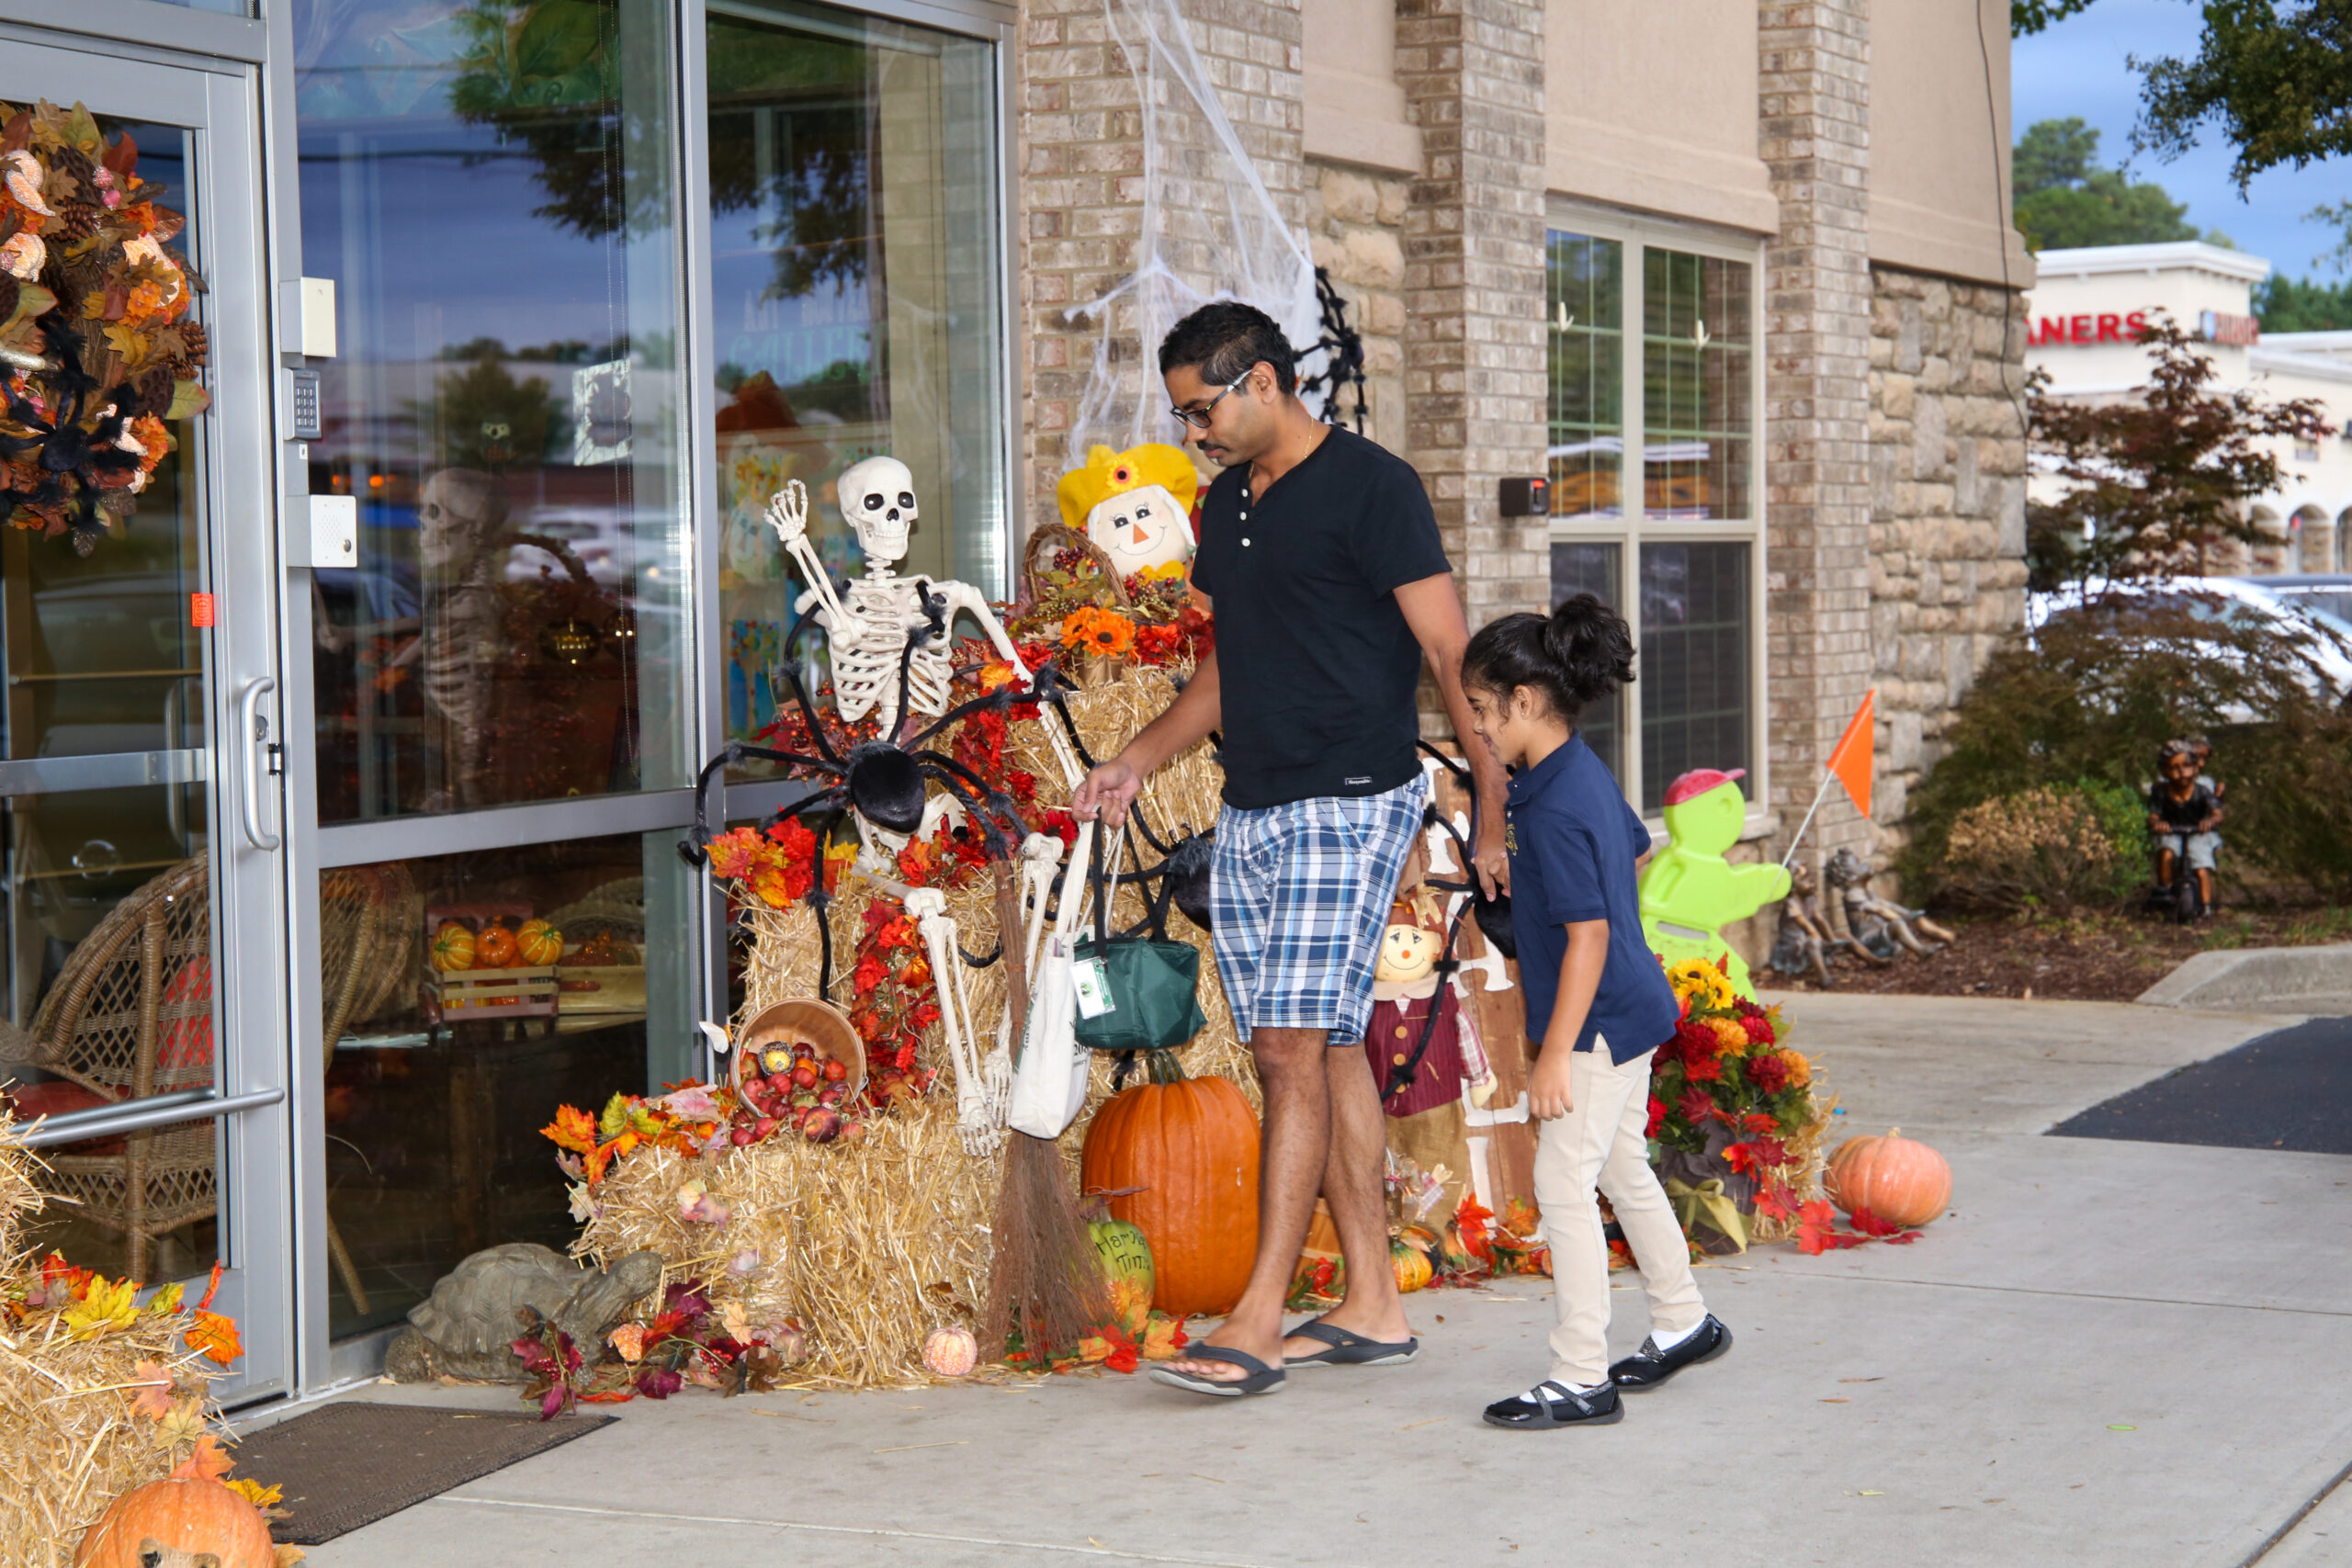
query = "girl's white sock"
xmin=1649 ymin=1319 xmax=1702 ymax=1354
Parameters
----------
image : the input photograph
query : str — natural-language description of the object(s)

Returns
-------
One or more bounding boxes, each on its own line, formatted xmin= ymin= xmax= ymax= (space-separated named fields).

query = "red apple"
xmin=800 ymin=1107 xmax=842 ymax=1144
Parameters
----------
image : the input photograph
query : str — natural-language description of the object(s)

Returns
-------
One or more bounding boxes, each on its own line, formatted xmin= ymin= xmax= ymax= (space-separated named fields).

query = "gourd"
xmin=1080 ymin=1051 xmax=1260 ymax=1316
xmin=1826 ymin=1127 xmax=1951 ymax=1228
xmin=922 ymin=1324 xmax=978 ymax=1377
xmin=474 ymin=919 xmax=519 ymax=969
xmin=1389 ymin=1235 xmax=1432 ymax=1293
xmin=74 ymin=1475 xmax=274 ymax=1568
xmin=515 ymin=918 xmax=564 ymax=966
xmin=1087 ymin=1207 xmax=1157 ymax=1334
xmin=429 ymin=920 xmax=476 ymax=973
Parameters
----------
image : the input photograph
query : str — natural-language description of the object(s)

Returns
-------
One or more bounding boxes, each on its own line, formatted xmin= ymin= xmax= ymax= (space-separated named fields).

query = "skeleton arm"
xmin=906 ymin=888 xmax=1002 ymax=1155
xmin=934 ymin=580 xmax=1031 ymax=679
xmin=767 ymin=480 xmax=857 ymax=634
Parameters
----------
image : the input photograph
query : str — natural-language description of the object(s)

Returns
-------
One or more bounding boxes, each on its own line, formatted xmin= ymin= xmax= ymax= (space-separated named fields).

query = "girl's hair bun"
xmin=1463 ymin=593 xmax=1636 ymax=722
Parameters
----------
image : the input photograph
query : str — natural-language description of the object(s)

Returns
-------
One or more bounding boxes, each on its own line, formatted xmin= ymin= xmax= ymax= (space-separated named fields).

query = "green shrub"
xmin=1901 ymin=596 xmax=2352 ymax=902
xmin=1941 ymin=783 xmax=2144 ymax=915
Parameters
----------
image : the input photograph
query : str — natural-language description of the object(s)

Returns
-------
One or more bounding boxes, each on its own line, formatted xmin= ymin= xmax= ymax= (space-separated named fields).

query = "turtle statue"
xmin=383 ymin=1242 xmax=664 ymax=1382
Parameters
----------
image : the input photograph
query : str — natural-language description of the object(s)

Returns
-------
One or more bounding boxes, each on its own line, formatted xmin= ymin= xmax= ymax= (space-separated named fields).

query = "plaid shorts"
xmin=1211 ymin=777 xmax=1429 ymax=1046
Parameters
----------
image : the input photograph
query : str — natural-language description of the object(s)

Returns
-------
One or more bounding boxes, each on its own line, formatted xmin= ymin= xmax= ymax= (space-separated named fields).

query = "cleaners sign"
xmin=2030 ymin=309 xmax=2260 ymax=347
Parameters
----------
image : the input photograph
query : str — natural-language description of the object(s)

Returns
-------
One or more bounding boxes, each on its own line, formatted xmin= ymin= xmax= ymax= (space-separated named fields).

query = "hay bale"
xmin=0 ymin=1120 xmax=235 ymax=1568
xmin=573 ymin=1096 xmax=996 ymax=1388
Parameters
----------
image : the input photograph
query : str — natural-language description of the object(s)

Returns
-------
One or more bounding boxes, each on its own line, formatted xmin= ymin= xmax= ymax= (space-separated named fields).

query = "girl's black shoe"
xmin=1482 ymin=1379 xmax=1623 ymax=1429
xmin=1609 ymin=1314 xmax=1732 ymax=1392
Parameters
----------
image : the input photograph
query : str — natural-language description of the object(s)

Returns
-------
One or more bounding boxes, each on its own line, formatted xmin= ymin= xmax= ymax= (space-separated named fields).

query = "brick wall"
xmin=1758 ymin=0 xmax=1876 ymax=867
xmin=1015 ymin=0 xmax=1307 ymax=534
xmin=1396 ymin=0 xmax=1551 ymax=651
xmin=1867 ymin=266 xmax=2029 ymax=852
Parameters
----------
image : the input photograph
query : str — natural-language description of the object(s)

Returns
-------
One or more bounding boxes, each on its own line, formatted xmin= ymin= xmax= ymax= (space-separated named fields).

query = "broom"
xmin=983 ymin=858 xmax=1109 ymax=1363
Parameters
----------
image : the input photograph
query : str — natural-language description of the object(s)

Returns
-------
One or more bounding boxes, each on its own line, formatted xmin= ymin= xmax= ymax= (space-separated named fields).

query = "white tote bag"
xmin=1006 ymin=820 xmax=1096 ymax=1139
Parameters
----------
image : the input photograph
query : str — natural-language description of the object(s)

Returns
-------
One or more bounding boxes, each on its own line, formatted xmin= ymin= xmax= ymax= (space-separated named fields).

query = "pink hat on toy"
xmin=1663 ymin=767 xmax=1746 ymax=807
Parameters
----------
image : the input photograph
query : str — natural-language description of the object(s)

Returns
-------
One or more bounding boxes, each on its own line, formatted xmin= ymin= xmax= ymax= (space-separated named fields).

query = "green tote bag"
xmin=1071 ymin=823 xmax=1207 ymax=1055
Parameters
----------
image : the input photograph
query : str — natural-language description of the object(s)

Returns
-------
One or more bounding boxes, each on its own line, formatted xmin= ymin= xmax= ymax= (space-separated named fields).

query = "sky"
xmin=2012 ymin=0 xmax=2352 ymax=281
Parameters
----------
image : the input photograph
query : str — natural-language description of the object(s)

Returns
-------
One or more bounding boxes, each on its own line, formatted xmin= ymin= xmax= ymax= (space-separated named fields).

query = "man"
xmin=1071 ymin=301 xmax=1509 ymax=1395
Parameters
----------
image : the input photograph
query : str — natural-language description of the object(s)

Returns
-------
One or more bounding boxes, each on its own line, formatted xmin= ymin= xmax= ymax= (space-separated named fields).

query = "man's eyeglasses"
xmin=1170 ymin=370 xmax=1253 ymax=430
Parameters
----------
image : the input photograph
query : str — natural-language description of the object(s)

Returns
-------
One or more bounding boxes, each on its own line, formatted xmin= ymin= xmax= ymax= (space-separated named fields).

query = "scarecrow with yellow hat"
xmin=1056 ymin=443 xmax=1199 ymax=581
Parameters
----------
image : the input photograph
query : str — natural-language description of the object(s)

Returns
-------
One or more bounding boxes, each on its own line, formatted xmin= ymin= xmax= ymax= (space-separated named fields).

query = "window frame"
xmin=1544 ymin=201 xmax=1769 ymax=828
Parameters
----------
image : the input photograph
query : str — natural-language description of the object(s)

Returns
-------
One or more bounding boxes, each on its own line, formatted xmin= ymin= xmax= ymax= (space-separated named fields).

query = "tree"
xmin=2013 ymin=118 xmax=2202 ymax=251
xmin=2014 ymin=0 xmax=2100 ymax=33
xmin=2132 ymin=0 xmax=2352 ymax=189
xmin=2254 ymin=274 xmax=2352 ymax=331
xmin=2027 ymin=314 xmax=2332 ymax=589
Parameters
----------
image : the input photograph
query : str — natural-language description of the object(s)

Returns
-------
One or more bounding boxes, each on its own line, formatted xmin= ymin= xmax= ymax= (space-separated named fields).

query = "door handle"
xmin=238 ymin=676 xmax=282 ymax=851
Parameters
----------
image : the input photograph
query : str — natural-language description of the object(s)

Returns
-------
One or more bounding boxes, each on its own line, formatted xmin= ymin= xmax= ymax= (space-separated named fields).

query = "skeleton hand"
xmin=764 ymin=479 xmax=810 ymax=546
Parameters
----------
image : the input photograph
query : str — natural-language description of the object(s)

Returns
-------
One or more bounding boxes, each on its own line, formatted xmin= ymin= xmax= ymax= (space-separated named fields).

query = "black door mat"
xmin=2049 ymin=1017 xmax=2352 ymax=1155
xmin=232 ymin=1401 xmax=613 ymax=1545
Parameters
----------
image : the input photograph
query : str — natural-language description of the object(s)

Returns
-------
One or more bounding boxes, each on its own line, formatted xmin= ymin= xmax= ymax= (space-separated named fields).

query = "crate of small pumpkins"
xmin=727 ymin=998 xmax=868 ymax=1147
xmin=424 ymin=902 xmax=562 ymax=1023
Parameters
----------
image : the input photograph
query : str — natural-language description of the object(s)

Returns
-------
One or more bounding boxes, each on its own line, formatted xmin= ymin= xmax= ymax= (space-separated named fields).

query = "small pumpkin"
xmin=429 ymin=919 xmax=476 ymax=973
xmin=74 ymin=1475 xmax=274 ymax=1568
xmin=474 ymin=919 xmax=519 ymax=969
xmin=1080 ymin=1049 xmax=1260 ymax=1317
xmin=922 ymin=1324 xmax=978 ymax=1378
xmin=515 ymin=918 xmax=563 ymax=966
xmin=1826 ymin=1127 xmax=1951 ymax=1229
xmin=1390 ymin=1235 xmax=1431 ymax=1293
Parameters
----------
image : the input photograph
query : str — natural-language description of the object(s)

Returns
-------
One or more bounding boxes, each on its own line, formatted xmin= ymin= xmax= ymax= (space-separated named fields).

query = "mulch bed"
xmin=1761 ymin=907 xmax=2352 ymax=1003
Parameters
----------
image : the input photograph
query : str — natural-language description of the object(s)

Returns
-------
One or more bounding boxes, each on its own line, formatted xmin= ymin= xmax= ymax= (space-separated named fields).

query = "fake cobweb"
xmin=1063 ymin=0 xmax=1327 ymax=465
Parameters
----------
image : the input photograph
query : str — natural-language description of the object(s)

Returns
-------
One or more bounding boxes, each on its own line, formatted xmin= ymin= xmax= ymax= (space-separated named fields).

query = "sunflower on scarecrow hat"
xmin=1056 ymin=443 xmax=1198 ymax=581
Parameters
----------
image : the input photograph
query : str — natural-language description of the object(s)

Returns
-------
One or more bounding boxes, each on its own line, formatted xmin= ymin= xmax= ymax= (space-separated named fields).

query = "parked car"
xmin=2026 ymin=576 xmax=2352 ymax=709
xmin=2229 ymin=573 xmax=2352 ymax=629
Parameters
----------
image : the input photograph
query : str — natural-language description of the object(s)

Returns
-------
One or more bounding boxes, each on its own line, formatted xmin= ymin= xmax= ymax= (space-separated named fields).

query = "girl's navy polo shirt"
xmin=1503 ymin=734 xmax=1680 ymax=1064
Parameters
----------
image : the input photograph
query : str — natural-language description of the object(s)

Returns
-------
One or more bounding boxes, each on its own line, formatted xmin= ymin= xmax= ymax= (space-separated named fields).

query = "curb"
xmin=2135 ymin=943 xmax=2352 ymax=1013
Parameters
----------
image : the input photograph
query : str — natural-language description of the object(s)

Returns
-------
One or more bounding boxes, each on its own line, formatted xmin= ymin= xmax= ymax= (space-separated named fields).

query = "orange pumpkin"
xmin=1826 ymin=1127 xmax=1951 ymax=1228
xmin=74 ymin=1475 xmax=274 ymax=1568
xmin=516 ymin=918 xmax=564 ymax=966
xmin=1390 ymin=1235 xmax=1432 ymax=1293
xmin=429 ymin=920 xmax=476 ymax=973
xmin=1080 ymin=1052 xmax=1260 ymax=1316
xmin=474 ymin=919 xmax=519 ymax=968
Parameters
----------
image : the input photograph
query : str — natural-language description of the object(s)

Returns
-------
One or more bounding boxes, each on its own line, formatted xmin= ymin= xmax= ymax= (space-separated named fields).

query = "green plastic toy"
xmin=1639 ymin=768 xmax=1791 ymax=998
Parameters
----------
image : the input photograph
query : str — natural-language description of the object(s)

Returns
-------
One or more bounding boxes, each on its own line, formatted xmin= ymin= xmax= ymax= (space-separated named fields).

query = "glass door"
xmin=0 ymin=44 xmax=291 ymax=1401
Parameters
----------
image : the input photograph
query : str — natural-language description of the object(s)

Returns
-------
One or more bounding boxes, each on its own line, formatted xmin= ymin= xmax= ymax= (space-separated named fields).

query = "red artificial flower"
xmin=1682 ymin=1052 xmax=1724 ymax=1085
xmin=1644 ymin=1094 xmax=1668 ymax=1139
xmin=1741 ymin=1011 xmax=1777 ymax=1047
xmin=1745 ymin=1051 xmax=1792 ymax=1094
xmin=1676 ymin=1085 xmax=1720 ymax=1126
xmin=1847 ymin=1206 xmax=1920 ymax=1242
xmin=1753 ymin=1177 xmax=1797 ymax=1223
xmin=1796 ymin=1200 xmax=1866 ymax=1256
xmin=1674 ymin=1018 xmax=1719 ymax=1058
xmin=852 ymin=953 xmax=889 ymax=997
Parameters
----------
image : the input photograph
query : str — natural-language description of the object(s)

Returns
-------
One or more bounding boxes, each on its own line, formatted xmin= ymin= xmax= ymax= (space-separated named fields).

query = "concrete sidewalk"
xmin=266 ymin=994 xmax=2352 ymax=1568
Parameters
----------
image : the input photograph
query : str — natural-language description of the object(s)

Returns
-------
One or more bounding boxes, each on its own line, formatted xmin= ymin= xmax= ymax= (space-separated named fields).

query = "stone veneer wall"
xmin=1302 ymin=160 xmax=1411 ymax=459
xmin=1866 ymin=265 xmax=2030 ymax=855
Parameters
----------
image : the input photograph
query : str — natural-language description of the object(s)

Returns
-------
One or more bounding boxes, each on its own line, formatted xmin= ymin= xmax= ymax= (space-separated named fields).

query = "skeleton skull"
xmin=839 ymin=455 xmax=918 ymax=564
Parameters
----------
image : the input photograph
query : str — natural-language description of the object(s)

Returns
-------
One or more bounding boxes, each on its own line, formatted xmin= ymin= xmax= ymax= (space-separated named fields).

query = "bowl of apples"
xmin=729 ymin=998 xmax=867 ymax=1145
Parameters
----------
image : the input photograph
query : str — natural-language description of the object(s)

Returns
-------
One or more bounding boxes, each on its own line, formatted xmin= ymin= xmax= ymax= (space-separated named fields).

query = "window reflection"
xmin=1642 ymin=250 xmax=1752 ymax=522
xmin=707 ymin=1 xmax=1004 ymax=751
xmin=1548 ymin=541 xmax=1624 ymax=779
xmin=293 ymin=0 xmax=690 ymax=820
xmin=1638 ymin=542 xmax=1749 ymax=811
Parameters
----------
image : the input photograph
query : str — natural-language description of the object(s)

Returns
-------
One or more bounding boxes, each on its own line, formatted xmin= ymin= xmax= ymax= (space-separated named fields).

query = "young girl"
xmin=1462 ymin=594 xmax=1731 ymax=1430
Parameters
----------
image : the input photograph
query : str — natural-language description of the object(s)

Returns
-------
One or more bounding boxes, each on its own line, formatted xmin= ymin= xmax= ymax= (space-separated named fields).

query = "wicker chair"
xmin=0 ymin=856 xmax=218 ymax=1284
xmin=0 ymin=856 xmax=417 ymax=1295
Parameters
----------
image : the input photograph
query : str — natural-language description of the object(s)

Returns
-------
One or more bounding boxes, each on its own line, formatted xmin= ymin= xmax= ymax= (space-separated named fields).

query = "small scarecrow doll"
xmin=1055 ymin=442 xmax=1199 ymax=581
xmin=1362 ymin=889 xmax=1494 ymax=1209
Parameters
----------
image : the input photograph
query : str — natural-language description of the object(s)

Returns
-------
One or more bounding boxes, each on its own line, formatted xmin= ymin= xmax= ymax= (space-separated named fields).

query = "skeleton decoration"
xmin=906 ymin=886 xmax=1008 ymax=1155
xmin=768 ymin=456 xmax=1031 ymax=739
xmin=413 ymin=468 xmax=513 ymax=812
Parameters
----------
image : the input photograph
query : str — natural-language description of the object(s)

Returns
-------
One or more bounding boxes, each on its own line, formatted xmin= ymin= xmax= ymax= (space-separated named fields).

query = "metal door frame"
xmin=0 ymin=32 xmax=294 ymax=1405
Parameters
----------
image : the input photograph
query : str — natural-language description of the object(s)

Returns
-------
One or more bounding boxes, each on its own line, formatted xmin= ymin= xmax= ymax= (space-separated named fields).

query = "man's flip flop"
xmin=1283 ymin=1319 xmax=1420 ymax=1369
xmin=1146 ymin=1345 xmax=1285 ymax=1398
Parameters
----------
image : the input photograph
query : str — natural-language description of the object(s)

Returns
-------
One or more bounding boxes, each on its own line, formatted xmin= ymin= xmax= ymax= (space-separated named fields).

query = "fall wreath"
xmin=0 ymin=100 xmax=209 ymax=554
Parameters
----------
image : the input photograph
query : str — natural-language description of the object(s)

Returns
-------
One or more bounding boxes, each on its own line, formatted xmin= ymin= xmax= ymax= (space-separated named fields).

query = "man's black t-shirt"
xmin=1189 ymin=425 xmax=1452 ymax=809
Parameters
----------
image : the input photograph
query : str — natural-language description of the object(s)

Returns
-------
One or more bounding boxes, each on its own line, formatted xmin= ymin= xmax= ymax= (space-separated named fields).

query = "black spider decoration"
xmin=681 ymin=584 xmax=1035 ymax=871
xmin=0 ymin=318 xmax=147 ymax=555
xmin=1293 ymin=265 xmax=1367 ymax=434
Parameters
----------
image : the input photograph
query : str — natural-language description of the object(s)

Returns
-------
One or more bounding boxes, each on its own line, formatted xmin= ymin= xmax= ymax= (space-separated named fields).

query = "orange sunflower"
xmin=1061 ymin=606 xmax=1136 ymax=659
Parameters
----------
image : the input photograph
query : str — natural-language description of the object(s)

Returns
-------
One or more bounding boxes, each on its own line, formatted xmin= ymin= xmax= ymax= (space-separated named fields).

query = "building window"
xmin=295 ymin=0 xmax=697 ymax=821
xmin=1546 ymin=218 xmax=1762 ymax=814
xmin=707 ymin=0 xmax=1006 ymax=753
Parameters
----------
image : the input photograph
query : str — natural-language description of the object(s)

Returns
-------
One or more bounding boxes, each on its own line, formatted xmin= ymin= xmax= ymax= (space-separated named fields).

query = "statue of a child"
xmin=2149 ymin=738 xmax=2224 ymax=918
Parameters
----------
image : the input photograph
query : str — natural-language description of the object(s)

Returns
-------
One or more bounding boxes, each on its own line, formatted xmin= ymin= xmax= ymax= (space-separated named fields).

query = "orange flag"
xmin=1826 ymin=688 xmax=1875 ymax=818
